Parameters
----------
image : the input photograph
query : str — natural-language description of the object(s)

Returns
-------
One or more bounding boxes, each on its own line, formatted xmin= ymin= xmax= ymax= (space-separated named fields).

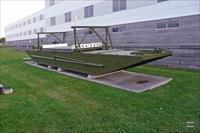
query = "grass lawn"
xmin=0 ymin=47 xmax=199 ymax=132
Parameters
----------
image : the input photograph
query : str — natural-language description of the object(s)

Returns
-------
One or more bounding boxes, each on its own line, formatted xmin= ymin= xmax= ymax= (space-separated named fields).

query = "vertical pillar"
xmin=73 ymin=28 xmax=77 ymax=49
xmin=106 ymin=28 xmax=108 ymax=48
xmin=37 ymin=33 xmax=40 ymax=50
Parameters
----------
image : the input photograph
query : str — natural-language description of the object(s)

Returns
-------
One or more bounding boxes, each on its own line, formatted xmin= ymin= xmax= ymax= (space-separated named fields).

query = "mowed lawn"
xmin=0 ymin=48 xmax=199 ymax=132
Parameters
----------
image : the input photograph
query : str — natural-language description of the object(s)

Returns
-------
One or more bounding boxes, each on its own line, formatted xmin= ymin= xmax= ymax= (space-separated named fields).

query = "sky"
xmin=0 ymin=0 xmax=45 ymax=37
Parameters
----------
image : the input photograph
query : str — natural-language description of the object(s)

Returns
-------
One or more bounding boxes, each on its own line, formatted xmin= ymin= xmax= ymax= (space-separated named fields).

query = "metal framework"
xmin=36 ymin=26 xmax=113 ymax=51
xmin=71 ymin=26 xmax=113 ymax=50
xmin=36 ymin=32 xmax=68 ymax=50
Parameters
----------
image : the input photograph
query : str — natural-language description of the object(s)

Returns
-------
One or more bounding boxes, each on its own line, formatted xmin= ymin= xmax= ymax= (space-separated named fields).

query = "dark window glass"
xmin=28 ymin=19 xmax=31 ymax=24
xmin=112 ymin=26 xmax=126 ymax=32
xmin=34 ymin=29 xmax=37 ymax=34
xmin=113 ymin=0 xmax=119 ymax=12
xmin=120 ymin=0 xmax=126 ymax=10
xmin=40 ymin=27 xmax=44 ymax=32
xmin=33 ymin=17 xmax=36 ymax=23
xmin=84 ymin=5 xmax=94 ymax=18
xmin=65 ymin=12 xmax=71 ymax=22
xmin=167 ymin=22 xmax=179 ymax=28
xmin=112 ymin=28 xmax=119 ymax=32
xmin=156 ymin=23 xmax=167 ymax=29
xmin=40 ymin=15 xmax=43 ymax=20
xmin=50 ymin=0 xmax=55 ymax=6
xmin=158 ymin=0 xmax=168 ymax=3
xmin=28 ymin=30 xmax=31 ymax=35
xmin=113 ymin=0 xmax=126 ymax=12
xmin=50 ymin=17 xmax=56 ymax=25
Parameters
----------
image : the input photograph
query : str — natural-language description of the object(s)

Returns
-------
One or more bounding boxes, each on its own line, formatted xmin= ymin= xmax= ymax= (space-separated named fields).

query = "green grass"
xmin=0 ymin=48 xmax=199 ymax=133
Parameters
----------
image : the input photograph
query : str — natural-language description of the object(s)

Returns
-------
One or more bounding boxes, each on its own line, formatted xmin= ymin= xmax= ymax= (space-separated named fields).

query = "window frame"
xmin=156 ymin=21 xmax=180 ymax=30
xmin=113 ymin=0 xmax=127 ymax=12
xmin=40 ymin=15 xmax=43 ymax=21
xmin=84 ymin=5 xmax=94 ymax=18
xmin=33 ymin=17 xmax=37 ymax=23
xmin=65 ymin=12 xmax=72 ymax=22
xmin=49 ymin=0 xmax=55 ymax=6
xmin=50 ymin=17 xmax=56 ymax=26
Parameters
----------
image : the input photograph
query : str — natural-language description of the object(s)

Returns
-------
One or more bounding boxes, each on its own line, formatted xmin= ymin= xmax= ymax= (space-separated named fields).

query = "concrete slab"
xmin=92 ymin=71 xmax=172 ymax=93
xmin=25 ymin=61 xmax=172 ymax=93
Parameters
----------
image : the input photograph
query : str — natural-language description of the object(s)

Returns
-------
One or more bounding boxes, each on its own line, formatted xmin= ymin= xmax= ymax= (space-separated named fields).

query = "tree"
xmin=0 ymin=37 xmax=5 ymax=46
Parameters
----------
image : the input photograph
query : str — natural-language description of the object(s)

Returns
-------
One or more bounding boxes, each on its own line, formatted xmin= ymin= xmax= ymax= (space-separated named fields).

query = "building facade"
xmin=4 ymin=0 xmax=200 ymax=69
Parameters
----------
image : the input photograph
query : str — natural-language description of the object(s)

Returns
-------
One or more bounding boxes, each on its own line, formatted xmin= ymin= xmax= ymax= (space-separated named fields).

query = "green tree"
xmin=0 ymin=37 xmax=5 ymax=46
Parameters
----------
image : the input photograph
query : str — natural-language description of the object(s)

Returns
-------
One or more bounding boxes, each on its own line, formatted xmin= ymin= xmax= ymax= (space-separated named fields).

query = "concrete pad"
xmin=91 ymin=70 xmax=172 ymax=93
xmin=25 ymin=61 xmax=172 ymax=93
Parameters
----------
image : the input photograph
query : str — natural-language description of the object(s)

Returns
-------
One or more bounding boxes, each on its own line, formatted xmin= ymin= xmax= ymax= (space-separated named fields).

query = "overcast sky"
xmin=0 ymin=0 xmax=45 ymax=37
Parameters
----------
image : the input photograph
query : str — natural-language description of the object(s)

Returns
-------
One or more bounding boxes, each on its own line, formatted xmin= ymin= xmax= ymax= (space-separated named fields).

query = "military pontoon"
xmin=26 ymin=26 xmax=172 ymax=76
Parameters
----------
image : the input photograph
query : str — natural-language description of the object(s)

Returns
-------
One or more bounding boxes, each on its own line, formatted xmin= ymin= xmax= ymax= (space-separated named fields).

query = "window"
xmin=40 ymin=15 xmax=43 ymax=20
xmin=156 ymin=23 xmax=167 ymax=29
xmin=19 ymin=23 xmax=21 ymax=27
xmin=24 ymin=31 xmax=27 ymax=35
xmin=34 ymin=29 xmax=37 ymax=34
xmin=168 ymin=22 xmax=179 ymax=28
xmin=65 ymin=12 xmax=71 ymax=22
xmin=33 ymin=17 xmax=36 ymax=23
xmin=28 ymin=30 xmax=31 ymax=35
xmin=112 ymin=26 xmax=126 ymax=32
xmin=28 ymin=19 xmax=31 ymax=24
xmin=40 ymin=27 xmax=44 ymax=32
xmin=156 ymin=22 xmax=179 ymax=29
xmin=50 ymin=17 xmax=56 ymax=25
xmin=23 ymin=21 xmax=26 ymax=26
xmin=84 ymin=5 xmax=94 ymax=18
xmin=113 ymin=0 xmax=126 ymax=12
xmin=158 ymin=0 xmax=168 ymax=3
xmin=50 ymin=0 xmax=55 ymax=6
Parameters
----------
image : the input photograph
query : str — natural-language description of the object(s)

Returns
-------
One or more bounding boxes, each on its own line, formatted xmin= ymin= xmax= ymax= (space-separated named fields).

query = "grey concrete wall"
xmin=110 ymin=14 xmax=200 ymax=45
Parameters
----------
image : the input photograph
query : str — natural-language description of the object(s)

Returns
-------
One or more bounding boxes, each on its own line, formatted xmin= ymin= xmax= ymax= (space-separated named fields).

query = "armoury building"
xmin=4 ymin=0 xmax=200 ymax=70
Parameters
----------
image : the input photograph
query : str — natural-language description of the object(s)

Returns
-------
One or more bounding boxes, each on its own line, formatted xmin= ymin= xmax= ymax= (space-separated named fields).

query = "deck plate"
xmin=25 ymin=60 xmax=172 ymax=93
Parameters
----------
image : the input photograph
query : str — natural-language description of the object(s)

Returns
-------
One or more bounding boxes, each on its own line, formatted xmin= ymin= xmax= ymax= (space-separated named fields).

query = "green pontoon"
xmin=26 ymin=26 xmax=172 ymax=76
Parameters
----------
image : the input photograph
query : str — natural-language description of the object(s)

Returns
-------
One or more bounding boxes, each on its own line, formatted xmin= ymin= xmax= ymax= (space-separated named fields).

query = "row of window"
xmin=49 ymin=0 xmax=169 ymax=26
xmin=50 ymin=0 xmax=127 ymax=26
xmin=6 ymin=15 xmax=44 ymax=31
xmin=6 ymin=28 xmax=44 ymax=39
xmin=158 ymin=0 xmax=168 ymax=3
xmin=49 ymin=0 xmax=167 ymax=7
xmin=7 ymin=0 xmax=168 ymax=31
xmin=112 ymin=22 xmax=179 ymax=33
xmin=156 ymin=22 xmax=179 ymax=29
xmin=6 ymin=21 xmax=179 ymax=39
